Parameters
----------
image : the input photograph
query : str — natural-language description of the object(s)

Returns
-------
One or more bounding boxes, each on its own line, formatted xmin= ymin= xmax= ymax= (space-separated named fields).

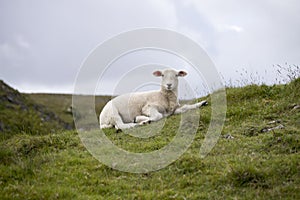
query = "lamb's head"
xmin=153 ymin=69 xmax=187 ymax=92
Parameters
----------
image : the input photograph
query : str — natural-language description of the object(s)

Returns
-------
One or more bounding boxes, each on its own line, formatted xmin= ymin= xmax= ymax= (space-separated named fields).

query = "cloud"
xmin=0 ymin=0 xmax=299 ymax=94
xmin=147 ymin=0 xmax=178 ymax=28
xmin=0 ymin=43 xmax=16 ymax=59
xmin=0 ymin=0 xmax=179 ymax=93
xmin=217 ymin=24 xmax=244 ymax=33
xmin=181 ymin=0 xmax=300 ymax=83
xmin=15 ymin=35 xmax=30 ymax=49
xmin=0 ymin=34 xmax=30 ymax=59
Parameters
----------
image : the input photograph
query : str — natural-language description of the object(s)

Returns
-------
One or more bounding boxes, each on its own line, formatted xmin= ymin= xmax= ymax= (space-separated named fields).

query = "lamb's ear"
xmin=177 ymin=70 xmax=187 ymax=77
xmin=153 ymin=70 xmax=163 ymax=77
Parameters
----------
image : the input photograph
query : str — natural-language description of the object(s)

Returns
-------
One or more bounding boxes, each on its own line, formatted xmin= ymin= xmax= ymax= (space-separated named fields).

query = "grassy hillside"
xmin=27 ymin=93 xmax=111 ymax=125
xmin=0 ymin=79 xmax=299 ymax=199
xmin=0 ymin=81 xmax=71 ymax=141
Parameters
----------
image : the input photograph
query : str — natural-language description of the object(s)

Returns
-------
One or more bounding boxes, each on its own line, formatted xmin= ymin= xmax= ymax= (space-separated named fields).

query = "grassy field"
xmin=0 ymin=78 xmax=299 ymax=199
xmin=27 ymin=94 xmax=111 ymax=126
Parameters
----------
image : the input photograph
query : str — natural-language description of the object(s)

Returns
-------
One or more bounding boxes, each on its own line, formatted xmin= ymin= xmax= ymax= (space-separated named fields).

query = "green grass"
xmin=28 ymin=93 xmax=75 ymax=125
xmin=0 ymin=78 xmax=299 ymax=199
xmin=28 ymin=93 xmax=111 ymax=125
xmin=0 ymin=81 xmax=69 ymax=140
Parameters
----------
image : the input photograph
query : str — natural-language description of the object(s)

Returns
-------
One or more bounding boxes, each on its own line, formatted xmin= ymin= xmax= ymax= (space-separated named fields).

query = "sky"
xmin=0 ymin=0 xmax=299 ymax=95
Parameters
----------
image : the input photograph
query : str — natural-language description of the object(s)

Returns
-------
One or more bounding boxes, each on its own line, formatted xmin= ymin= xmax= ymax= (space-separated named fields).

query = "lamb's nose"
xmin=167 ymin=84 xmax=172 ymax=87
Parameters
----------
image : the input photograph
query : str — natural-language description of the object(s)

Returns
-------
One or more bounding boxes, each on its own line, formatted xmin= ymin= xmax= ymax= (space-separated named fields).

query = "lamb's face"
xmin=153 ymin=69 xmax=187 ymax=91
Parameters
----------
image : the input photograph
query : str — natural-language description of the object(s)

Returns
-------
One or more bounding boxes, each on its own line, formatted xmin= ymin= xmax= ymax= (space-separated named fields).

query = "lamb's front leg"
xmin=134 ymin=115 xmax=151 ymax=125
xmin=137 ymin=106 xmax=164 ymax=124
xmin=174 ymin=100 xmax=208 ymax=114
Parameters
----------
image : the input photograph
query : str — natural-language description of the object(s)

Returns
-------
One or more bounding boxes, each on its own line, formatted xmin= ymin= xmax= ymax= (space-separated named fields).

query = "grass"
xmin=28 ymin=93 xmax=75 ymax=125
xmin=0 ymin=81 xmax=69 ymax=141
xmin=0 ymin=78 xmax=299 ymax=199
xmin=27 ymin=94 xmax=111 ymax=126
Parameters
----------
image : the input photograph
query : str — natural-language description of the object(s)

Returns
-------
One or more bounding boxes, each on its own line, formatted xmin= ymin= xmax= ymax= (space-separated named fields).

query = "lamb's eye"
xmin=161 ymin=74 xmax=164 ymax=77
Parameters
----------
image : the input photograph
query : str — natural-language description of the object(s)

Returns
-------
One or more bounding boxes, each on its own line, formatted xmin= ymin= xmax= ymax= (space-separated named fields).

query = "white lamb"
xmin=99 ymin=68 xmax=207 ymax=130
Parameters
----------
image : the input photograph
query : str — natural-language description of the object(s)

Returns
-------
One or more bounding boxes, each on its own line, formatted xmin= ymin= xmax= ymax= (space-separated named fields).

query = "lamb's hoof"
xmin=195 ymin=100 xmax=208 ymax=108
xmin=197 ymin=100 xmax=208 ymax=107
xmin=139 ymin=120 xmax=151 ymax=125
xmin=116 ymin=128 xmax=122 ymax=133
xmin=200 ymin=100 xmax=208 ymax=107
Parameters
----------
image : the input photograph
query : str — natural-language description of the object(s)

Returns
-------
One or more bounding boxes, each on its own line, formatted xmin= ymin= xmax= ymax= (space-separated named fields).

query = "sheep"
xmin=99 ymin=68 xmax=207 ymax=130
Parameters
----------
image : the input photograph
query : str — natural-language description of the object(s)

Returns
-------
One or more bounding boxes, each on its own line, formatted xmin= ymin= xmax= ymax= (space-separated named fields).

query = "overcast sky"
xmin=0 ymin=0 xmax=299 ymax=95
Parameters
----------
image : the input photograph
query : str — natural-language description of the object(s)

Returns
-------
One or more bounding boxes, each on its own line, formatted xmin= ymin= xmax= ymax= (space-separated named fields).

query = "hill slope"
xmin=27 ymin=93 xmax=111 ymax=125
xmin=0 ymin=79 xmax=299 ymax=199
xmin=0 ymin=80 xmax=72 ymax=140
